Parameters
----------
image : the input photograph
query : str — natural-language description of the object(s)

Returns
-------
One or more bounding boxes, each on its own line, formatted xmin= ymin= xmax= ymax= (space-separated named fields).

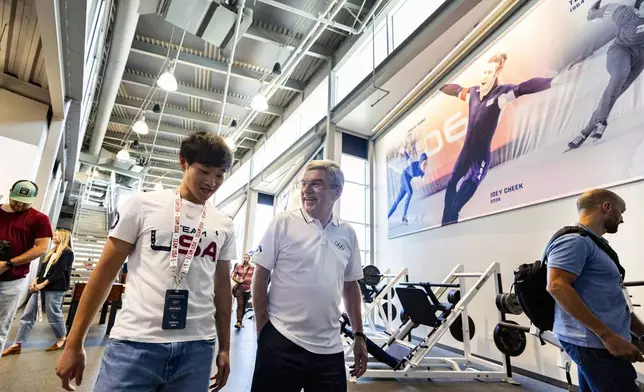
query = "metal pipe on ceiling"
xmin=88 ymin=0 xmax=141 ymax=156
xmin=233 ymin=0 xmax=347 ymax=141
xmin=257 ymin=0 xmax=388 ymax=36
xmin=258 ymin=0 xmax=356 ymax=34
xmin=218 ymin=0 xmax=247 ymax=136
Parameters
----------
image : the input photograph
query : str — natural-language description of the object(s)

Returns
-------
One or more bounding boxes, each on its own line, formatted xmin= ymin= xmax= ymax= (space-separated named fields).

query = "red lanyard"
xmin=170 ymin=189 xmax=207 ymax=288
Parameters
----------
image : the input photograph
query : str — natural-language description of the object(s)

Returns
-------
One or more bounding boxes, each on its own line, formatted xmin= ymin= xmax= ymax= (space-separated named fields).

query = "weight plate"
xmin=449 ymin=316 xmax=476 ymax=342
xmin=447 ymin=289 xmax=461 ymax=305
xmin=493 ymin=320 xmax=527 ymax=357
xmin=503 ymin=293 xmax=524 ymax=315
xmin=362 ymin=265 xmax=382 ymax=286
xmin=495 ymin=293 xmax=524 ymax=315
xmin=381 ymin=303 xmax=398 ymax=322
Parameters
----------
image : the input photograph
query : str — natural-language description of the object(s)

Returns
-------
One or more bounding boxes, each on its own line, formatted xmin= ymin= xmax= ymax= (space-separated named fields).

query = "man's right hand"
xmin=0 ymin=261 xmax=8 ymax=275
xmin=56 ymin=344 xmax=87 ymax=391
xmin=602 ymin=332 xmax=644 ymax=362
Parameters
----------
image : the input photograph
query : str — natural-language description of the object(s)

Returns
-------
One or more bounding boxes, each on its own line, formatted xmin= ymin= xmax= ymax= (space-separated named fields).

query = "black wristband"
xmin=5 ymin=260 xmax=13 ymax=269
xmin=354 ymin=331 xmax=366 ymax=339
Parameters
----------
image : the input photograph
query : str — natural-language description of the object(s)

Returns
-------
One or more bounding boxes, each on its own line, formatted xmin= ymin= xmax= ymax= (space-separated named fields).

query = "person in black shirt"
xmin=2 ymin=229 xmax=74 ymax=356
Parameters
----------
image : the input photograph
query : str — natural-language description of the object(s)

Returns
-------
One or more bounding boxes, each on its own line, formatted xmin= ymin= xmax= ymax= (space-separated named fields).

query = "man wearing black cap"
xmin=0 ymin=180 xmax=53 ymax=356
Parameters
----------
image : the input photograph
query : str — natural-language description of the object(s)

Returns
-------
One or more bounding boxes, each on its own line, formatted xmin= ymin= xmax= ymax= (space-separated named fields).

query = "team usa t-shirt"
xmin=108 ymin=189 xmax=237 ymax=343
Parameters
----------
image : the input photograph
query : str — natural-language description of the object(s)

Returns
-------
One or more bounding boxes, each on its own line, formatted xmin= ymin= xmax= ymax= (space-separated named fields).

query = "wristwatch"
xmin=354 ymin=331 xmax=366 ymax=339
xmin=5 ymin=260 xmax=13 ymax=269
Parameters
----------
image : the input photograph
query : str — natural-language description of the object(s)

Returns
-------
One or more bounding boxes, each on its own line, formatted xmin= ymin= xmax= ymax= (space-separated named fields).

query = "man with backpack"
xmin=545 ymin=189 xmax=644 ymax=391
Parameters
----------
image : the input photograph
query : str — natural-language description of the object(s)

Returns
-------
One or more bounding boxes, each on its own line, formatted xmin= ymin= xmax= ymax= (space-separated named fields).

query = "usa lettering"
xmin=178 ymin=235 xmax=217 ymax=259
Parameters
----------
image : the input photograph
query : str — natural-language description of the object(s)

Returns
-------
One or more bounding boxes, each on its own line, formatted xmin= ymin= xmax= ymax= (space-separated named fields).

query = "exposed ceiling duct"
xmin=139 ymin=0 xmax=253 ymax=51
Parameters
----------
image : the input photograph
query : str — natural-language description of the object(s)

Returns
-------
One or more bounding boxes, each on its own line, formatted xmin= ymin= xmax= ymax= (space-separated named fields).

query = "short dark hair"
xmin=576 ymin=189 xmax=623 ymax=212
xmin=180 ymin=131 xmax=233 ymax=170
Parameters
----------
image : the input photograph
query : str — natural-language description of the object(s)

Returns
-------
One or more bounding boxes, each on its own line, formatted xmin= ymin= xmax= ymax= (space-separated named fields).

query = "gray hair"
xmin=305 ymin=160 xmax=345 ymax=189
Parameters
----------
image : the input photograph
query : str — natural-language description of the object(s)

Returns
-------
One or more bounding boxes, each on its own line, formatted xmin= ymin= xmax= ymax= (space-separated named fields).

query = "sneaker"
xmin=568 ymin=134 xmax=588 ymax=149
xmin=401 ymin=216 xmax=408 ymax=224
xmin=589 ymin=122 xmax=607 ymax=141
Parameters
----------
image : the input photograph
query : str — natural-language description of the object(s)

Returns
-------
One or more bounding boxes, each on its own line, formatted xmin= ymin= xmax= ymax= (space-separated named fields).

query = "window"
xmin=391 ymin=0 xmax=446 ymax=48
xmin=252 ymin=77 xmax=329 ymax=179
xmin=334 ymin=0 xmax=446 ymax=106
xmin=340 ymin=153 xmax=370 ymax=265
xmin=251 ymin=203 xmax=274 ymax=251
xmin=335 ymin=21 xmax=388 ymax=104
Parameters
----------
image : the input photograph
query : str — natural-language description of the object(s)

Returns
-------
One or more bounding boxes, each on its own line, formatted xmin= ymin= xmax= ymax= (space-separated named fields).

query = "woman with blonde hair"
xmin=2 ymin=229 xmax=74 ymax=355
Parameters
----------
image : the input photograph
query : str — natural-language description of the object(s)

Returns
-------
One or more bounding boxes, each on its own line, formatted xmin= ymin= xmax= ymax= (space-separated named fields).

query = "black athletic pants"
xmin=250 ymin=322 xmax=347 ymax=392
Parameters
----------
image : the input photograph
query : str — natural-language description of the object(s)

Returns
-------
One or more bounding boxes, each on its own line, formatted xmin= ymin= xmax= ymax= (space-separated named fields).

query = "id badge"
xmin=162 ymin=290 xmax=189 ymax=330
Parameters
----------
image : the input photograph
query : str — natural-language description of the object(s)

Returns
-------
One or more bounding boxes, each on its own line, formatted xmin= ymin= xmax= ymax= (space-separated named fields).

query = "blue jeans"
xmin=94 ymin=338 xmax=216 ymax=392
xmin=0 ymin=278 xmax=26 ymax=355
xmin=560 ymin=340 xmax=638 ymax=392
xmin=15 ymin=291 xmax=66 ymax=344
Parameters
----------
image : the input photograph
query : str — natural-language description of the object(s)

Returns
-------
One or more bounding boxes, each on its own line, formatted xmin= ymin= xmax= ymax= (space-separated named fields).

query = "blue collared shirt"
xmin=546 ymin=224 xmax=630 ymax=348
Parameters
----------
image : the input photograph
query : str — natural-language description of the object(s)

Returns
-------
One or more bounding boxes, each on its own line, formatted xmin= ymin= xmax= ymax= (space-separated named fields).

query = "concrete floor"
xmin=0 ymin=311 xmax=562 ymax=392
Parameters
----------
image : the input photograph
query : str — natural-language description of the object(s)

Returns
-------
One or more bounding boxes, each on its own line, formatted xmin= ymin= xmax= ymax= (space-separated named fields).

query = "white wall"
xmin=374 ymin=137 xmax=644 ymax=383
xmin=0 ymin=89 xmax=49 ymax=199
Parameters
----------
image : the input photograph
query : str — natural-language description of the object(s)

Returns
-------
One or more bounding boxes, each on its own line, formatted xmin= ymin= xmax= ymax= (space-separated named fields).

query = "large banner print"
xmin=385 ymin=0 xmax=644 ymax=238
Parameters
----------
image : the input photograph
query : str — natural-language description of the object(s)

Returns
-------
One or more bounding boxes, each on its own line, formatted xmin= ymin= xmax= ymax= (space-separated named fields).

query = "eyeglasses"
xmin=297 ymin=180 xmax=340 ymax=191
xmin=298 ymin=180 xmax=325 ymax=191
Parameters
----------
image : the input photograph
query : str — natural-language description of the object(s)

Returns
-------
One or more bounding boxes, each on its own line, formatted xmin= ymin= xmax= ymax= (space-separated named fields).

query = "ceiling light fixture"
xmin=116 ymin=149 xmax=130 ymax=161
xmin=133 ymin=115 xmax=149 ymax=135
xmin=251 ymin=93 xmax=269 ymax=112
xmin=272 ymin=62 xmax=282 ymax=75
xmin=154 ymin=182 xmax=164 ymax=191
xmin=152 ymin=103 xmax=162 ymax=113
xmin=157 ymin=61 xmax=178 ymax=92
xmin=230 ymin=119 xmax=238 ymax=128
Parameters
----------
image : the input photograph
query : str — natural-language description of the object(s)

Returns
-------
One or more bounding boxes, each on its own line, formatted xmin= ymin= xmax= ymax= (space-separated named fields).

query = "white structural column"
xmin=325 ymin=61 xmax=342 ymax=217
xmin=368 ymin=139 xmax=376 ymax=265
xmin=88 ymin=0 xmax=141 ymax=155
xmin=242 ymin=188 xmax=258 ymax=254
xmin=34 ymin=102 xmax=70 ymax=211
xmin=34 ymin=0 xmax=67 ymax=118
xmin=49 ymin=180 xmax=67 ymax=229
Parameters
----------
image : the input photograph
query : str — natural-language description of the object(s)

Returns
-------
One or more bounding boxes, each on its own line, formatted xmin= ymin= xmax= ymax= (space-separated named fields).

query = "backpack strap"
xmin=544 ymin=225 xmax=626 ymax=281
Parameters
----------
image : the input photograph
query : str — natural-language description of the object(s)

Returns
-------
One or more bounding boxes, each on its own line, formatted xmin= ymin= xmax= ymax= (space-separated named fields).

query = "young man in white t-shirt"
xmin=55 ymin=131 xmax=237 ymax=392
xmin=251 ymin=160 xmax=368 ymax=392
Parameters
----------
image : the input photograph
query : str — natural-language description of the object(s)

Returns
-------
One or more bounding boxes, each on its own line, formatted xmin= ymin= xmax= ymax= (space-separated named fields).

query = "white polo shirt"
xmin=108 ymin=189 xmax=237 ymax=343
xmin=254 ymin=209 xmax=363 ymax=354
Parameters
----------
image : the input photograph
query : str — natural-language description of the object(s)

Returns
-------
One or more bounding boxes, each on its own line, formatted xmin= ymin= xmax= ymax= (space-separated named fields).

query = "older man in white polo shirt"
xmin=251 ymin=160 xmax=368 ymax=392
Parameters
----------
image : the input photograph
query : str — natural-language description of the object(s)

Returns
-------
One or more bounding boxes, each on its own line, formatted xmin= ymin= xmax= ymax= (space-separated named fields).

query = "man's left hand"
xmin=0 ymin=261 xmax=8 ymax=275
xmin=209 ymin=350 xmax=230 ymax=391
xmin=350 ymin=337 xmax=368 ymax=378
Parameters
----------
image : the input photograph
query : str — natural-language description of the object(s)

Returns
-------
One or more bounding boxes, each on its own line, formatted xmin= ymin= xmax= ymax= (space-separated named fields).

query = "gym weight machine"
xmin=343 ymin=262 xmax=514 ymax=382
xmin=494 ymin=281 xmax=644 ymax=389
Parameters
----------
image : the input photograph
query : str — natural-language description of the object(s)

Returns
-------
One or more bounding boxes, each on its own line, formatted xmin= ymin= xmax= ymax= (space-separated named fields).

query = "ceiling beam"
xmin=113 ymin=96 xmax=268 ymax=134
xmin=34 ymin=0 xmax=66 ymax=118
xmin=0 ymin=73 xmax=51 ymax=105
xmin=142 ymin=172 xmax=182 ymax=182
xmin=130 ymin=40 xmax=304 ymax=93
xmin=121 ymin=72 xmax=284 ymax=117
xmin=105 ymin=132 xmax=179 ymax=150
xmin=103 ymin=141 xmax=180 ymax=163
xmin=244 ymin=26 xmax=332 ymax=61
xmin=110 ymin=116 xmax=195 ymax=138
